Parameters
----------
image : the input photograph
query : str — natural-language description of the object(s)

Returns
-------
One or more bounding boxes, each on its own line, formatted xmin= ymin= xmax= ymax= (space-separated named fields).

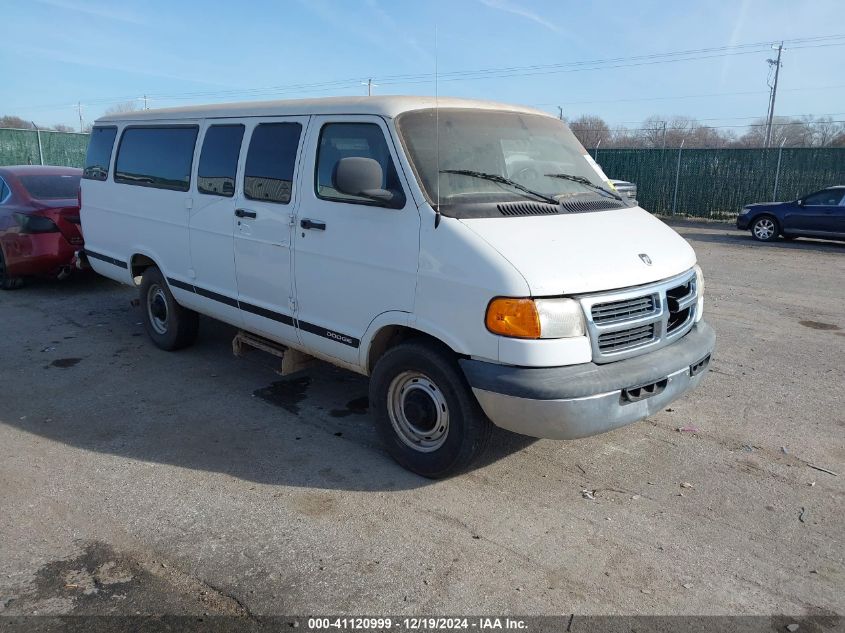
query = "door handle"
xmin=300 ymin=218 xmax=326 ymax=231
xmin=235 ymin=209 xmax=257 ymax=219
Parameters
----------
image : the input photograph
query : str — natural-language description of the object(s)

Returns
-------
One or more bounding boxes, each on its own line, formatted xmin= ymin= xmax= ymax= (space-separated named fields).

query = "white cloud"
xmin=478 ymin=0 xmax=560 ymax=33
xmin=32 ymin=0 xmax=147 ymax=25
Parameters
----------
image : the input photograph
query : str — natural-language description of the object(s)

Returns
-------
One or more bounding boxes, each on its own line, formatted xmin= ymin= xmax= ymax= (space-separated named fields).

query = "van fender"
xmin=127 ymin=246 xmax=166 ymax=285
xmin=358 ymin=311 xmax=474 ymax=372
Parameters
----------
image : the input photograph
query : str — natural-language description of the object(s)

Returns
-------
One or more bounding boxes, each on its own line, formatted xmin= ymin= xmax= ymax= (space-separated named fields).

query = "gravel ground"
xmin=0 ymin=221 xmax=842 ymax=618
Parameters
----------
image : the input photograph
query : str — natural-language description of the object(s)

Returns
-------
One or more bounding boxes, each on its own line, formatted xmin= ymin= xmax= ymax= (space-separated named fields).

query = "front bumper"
xmin=460 ymin=322 xmax=715 ymax=440
xmin=736 ymin=214 xmax=750 ymax=230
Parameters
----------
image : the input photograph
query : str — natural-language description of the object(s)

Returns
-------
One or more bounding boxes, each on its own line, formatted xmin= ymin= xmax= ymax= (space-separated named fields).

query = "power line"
xmin=532 ymin=83 xmax=845 ymax=108
xmin=14 ymin=33 xmax=845 ymax=113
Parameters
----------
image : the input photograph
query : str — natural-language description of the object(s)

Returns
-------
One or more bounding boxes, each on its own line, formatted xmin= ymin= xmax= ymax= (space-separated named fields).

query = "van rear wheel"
xmin=139 ymin=267 xmax=198 ymax=351
xmin=369 ymin=341 xmax=493 ymax=478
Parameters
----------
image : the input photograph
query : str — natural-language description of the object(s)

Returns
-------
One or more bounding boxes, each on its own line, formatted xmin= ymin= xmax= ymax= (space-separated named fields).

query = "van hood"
xmin=459 ymin=207 xmax=696 ymax=296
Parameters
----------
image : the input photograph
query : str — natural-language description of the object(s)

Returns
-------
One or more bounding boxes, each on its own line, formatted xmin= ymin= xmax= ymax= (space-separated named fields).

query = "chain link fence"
xmin=592 ymin=146 xmax=845 ymax=219
xmin=0 ymin=128 xmax=88 ymax=168
xmin=2 ymin=128 xmax=844 ymax=220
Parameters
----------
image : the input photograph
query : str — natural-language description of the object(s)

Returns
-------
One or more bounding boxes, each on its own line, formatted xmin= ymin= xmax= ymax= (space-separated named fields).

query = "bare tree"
xmin=735 ymin=117 xmax=807 ymax=147
xmin=104 ymin=101 xmax=140 ymax=116
xmin=0 ymin=115 xmax=34 ymax=129
xmin=637 ymin=116 xmax=668 ymax=148
xmin=808 ymin=116 xmax=843 ymax=146
xmin=568 ymin=115 xmax=610 ymax=148
xmin=52 ymin=124 xmax=75 ymax=133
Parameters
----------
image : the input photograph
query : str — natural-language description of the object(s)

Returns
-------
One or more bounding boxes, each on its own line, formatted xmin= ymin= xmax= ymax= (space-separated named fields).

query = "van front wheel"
xmin=139 ymin=267 xmax=199 ymax=351
xmin=369 ymin=341 xmax=493 ymax=478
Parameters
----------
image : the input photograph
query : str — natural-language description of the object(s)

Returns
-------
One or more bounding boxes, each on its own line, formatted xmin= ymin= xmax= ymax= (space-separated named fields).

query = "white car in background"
xmin=610 ymin=179 xmax=638 ymax=203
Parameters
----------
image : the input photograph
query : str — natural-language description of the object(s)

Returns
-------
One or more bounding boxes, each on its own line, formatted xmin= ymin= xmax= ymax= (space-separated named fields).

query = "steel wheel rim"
xmin=753 ymin=218 xmax=775 ymax=239
xmin=387 ymin=371 xmax=450 ymax=453
xmin=146 ymin=284 xmax=169 ymax=335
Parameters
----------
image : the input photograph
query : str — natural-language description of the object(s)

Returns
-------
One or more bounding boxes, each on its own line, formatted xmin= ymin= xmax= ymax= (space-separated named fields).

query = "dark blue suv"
xmin=737 ymin=186 xmax=845 ymax=242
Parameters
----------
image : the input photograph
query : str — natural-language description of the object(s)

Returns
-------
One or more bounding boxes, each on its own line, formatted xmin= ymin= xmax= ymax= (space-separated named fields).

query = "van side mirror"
xmin=797 ymin=199 xmax=804 ymax=206
xmin=334 ymin=157 xmax=394 ymax=203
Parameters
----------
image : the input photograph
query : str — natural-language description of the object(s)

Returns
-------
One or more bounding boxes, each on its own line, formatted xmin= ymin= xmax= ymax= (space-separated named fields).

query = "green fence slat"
xmin=0 ymin=128 xmax=89 ymax=168
xmin=592 ymin=146 xmax=845 ymax=218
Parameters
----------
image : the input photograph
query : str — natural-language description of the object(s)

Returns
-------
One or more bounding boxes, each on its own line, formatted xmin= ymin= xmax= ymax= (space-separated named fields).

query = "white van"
xmin=80 ymin=96 xmax=714 ymax=478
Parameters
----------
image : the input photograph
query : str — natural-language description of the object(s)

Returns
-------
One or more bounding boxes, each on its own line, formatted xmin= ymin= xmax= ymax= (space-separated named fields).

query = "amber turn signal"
xmin=485 ymin=298 xmax=541 ymax=339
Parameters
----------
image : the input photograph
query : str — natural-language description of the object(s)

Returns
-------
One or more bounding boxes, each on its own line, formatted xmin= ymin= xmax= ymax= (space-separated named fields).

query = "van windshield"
xmin=395 ymin=108 xmax=621 ymax=217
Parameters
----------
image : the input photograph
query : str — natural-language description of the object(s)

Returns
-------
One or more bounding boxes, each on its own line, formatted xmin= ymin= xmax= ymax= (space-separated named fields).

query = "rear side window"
xmin=115 ymin=126 xmax=199 ymax=192
xmin=83 ymin=126 xmax=117 ymax=181
xmin=198 ymin=125 xmax=244 ymax=197
xmin=803 ymin=189 xmax=844 ymax=206
xmin=243 ymin=123 xmax=302 ymax=204
xmin=20 ymin=175 xmax=81 ymax=199
xmin=315 ymin=123 xmax=405 ymax=208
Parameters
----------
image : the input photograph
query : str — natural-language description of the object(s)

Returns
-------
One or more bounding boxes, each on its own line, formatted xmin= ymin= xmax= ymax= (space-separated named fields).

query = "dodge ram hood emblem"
xmin=638 ymin=253 xmax=653 ymax=265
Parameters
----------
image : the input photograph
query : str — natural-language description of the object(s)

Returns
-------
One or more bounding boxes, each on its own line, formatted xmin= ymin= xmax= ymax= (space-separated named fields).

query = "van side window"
xmin=198 ymin=125 xmax=244 ymax=197
xmin=315 ymin=123 xmax=405 ymax=209
xmin=83 ymin=126 xmax=117 ymax=181
xmin=243 ymin=123 xmax=302 ymax=204
xmin=115 ymin=126 xmax=199 ymax=192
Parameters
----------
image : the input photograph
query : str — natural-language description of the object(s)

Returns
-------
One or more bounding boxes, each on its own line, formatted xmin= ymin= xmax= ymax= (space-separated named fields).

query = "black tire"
xmin=0 ymin=247 xmax=24 ymax=290
xmin=750 ymin=215 xmax=779 ymax=242
xmin=369 ymin=340 xmax=493 ymax=478
xmin=139 ymin=267 xmax=199 ymax=351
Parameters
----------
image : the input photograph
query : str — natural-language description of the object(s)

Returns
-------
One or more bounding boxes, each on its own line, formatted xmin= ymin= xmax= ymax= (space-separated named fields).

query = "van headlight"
xmin=694 ymin=264 xmax=705 ymax=321
xmin=485 ymin=297 xmax=585 ymax=339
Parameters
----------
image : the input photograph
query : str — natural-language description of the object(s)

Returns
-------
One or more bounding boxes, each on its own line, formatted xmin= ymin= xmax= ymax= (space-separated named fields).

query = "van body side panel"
xmin=186 ymin=121 xmax=247 ymax=328
xmin=232 ymin=116 xmax=310 ymax=346
xmin=414 ymin=216 xmax=531 ymax=364
xmin=292 ymin=115 xmax=421 ymax=366
xmin=82 ymin=121 xmax=199 ymax=289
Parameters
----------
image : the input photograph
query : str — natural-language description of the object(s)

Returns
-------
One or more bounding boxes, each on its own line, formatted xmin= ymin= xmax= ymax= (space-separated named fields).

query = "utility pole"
xmin=362 ymin=78 xmax=378 ymax=96
xmin=557 ymin=106 xmax=563 ymax=121
xmin=75 ymin=102 xmax=84 ymax=132
xmin=143 ymin=94 xmax=148 ymax=110
xmin=764 ymin=42 xmax=784 ymax=148
xmin=31 ymin=121 xmax=44 ymax=166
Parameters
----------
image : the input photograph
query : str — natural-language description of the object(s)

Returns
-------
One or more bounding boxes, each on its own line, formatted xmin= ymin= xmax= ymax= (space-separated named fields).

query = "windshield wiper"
xmin=440 ymin=169 xmax=559 ymax=205
xmin=544 ymin=173 xmax=623 ymax=202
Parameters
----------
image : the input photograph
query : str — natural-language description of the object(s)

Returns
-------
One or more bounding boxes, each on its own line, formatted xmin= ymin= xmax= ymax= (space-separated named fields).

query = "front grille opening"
xmin=666 ymin=280 xmax=695 ymax=313
xmin=622 ymin=377 xmax=669 ymax=403
xmin=690 ymin=354 xmax=711 ymax=377
xmin=598 ymin=323 xmax=656 ymax=353
xmin=667 ymin=307 xmax=691 ymax=333
xmin=591 ymin=294 xmax=657 ymax=324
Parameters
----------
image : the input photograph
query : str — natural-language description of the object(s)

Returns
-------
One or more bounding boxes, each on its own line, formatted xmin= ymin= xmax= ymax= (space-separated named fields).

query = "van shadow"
xmin=2 ymin=275 xmax=536 ymax=492
xmin=674 ymin=225 xmax=845 ymax=253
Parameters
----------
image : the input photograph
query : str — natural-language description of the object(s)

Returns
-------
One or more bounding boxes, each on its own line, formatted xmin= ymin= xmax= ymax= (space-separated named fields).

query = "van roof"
xmin=95 ymin=95 xmax=551 ymax=123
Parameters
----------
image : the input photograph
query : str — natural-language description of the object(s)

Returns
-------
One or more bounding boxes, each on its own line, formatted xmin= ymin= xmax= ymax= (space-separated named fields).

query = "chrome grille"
xmin=592 ymin=294 xmax=658 ymax=325
xmin=579 ymin=269 xmax=698 ymax=363
xmin=598 ymin=323 xmax=656 ymax=352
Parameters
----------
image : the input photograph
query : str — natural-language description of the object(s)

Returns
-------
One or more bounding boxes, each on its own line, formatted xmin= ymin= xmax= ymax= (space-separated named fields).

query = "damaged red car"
xmin=0 ymin=165 xmax=83 ymax=289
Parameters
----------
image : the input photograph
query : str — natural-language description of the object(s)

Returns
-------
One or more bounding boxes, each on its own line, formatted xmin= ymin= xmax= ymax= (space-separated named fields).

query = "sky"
xmin=2 ymin=0 xmax=845 ymax=133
